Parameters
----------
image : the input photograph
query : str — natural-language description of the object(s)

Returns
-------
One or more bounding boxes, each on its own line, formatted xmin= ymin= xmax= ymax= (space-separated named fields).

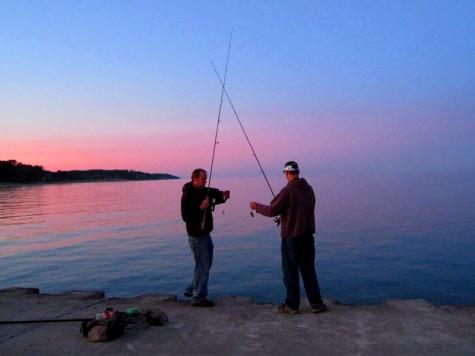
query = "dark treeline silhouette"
xmin=0 ymin=160 xmax=179 ymax=183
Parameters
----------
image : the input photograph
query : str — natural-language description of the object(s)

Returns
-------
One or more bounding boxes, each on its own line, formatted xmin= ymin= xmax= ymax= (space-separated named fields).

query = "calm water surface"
xmin=1 ymin=172 xmax=474 ymax=305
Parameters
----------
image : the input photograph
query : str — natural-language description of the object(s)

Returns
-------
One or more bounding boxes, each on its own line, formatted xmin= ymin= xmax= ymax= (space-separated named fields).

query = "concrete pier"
xmin=0 ymin=288 xmax=474 ymax=355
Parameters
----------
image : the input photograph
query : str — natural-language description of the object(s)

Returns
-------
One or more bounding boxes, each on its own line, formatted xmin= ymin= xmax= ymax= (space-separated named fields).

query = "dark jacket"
xmin=181 ymin=181 xmax=225 ymax=237
xmin=255 ymin=177 xmax=316 ymax=238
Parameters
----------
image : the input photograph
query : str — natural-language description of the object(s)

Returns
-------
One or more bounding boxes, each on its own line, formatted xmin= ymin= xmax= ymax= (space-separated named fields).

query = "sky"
xmin=1 ymin=0 xmax=474 ymax=179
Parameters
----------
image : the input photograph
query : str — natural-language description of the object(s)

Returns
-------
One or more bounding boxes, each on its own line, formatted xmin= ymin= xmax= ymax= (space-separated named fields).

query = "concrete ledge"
xmin=0 ymin=288 xmax=474 ymax=355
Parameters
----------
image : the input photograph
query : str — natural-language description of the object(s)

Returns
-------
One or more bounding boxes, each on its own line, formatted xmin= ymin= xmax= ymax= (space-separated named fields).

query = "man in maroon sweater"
xmin=250 ymin=161 xmax=327 ymax=314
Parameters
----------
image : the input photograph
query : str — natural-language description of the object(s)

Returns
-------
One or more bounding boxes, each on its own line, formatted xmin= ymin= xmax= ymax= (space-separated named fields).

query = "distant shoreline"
xmin=0 ymin=160 xmax=180 ymax=184
xmin=0 ymin=177 xmax=180 ymax=187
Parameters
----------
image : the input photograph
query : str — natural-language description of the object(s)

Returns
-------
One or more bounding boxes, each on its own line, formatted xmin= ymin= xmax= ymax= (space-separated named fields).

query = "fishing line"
xmin=201 ymin=29 xmax=233 ymax=230
xmin=211 ymin=61 xmax=276 ymax=200
xmin=211 ymin=61 xmax=281 ymax=226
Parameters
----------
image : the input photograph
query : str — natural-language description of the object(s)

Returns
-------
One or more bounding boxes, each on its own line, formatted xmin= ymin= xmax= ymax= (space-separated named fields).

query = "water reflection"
xmin=0 ymin=172 xmax=474 ymax=305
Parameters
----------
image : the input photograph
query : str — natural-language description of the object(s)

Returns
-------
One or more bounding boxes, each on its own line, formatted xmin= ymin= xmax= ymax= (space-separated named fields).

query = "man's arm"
xmin=209 ymin=188 xmax=230 ymax=205
xmin=250 ymin=189 xmax=287 ymax=217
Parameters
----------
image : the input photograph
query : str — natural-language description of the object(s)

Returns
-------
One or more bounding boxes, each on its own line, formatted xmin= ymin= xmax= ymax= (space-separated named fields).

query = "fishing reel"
xmin=249 ymin=211 xmax=281 ymax=227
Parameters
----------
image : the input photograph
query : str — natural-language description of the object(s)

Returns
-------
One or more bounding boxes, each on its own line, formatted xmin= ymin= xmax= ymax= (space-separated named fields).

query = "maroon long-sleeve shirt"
xmin=255 ymin=177 xmax=316 ymax=238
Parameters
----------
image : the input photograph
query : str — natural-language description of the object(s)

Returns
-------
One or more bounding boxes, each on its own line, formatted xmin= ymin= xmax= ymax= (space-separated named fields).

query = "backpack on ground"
xmin=80 ymin=312 xmax=128 ymax=342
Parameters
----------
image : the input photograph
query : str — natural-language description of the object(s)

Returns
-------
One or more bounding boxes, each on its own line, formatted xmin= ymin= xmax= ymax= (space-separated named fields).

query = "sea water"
xmin=0 ymin=172 xmax=474 ymax=305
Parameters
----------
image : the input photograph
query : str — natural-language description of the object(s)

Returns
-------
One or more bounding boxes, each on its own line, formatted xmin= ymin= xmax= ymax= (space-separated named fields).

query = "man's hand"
xmin=223 ymin=190 xmax=230 ymax=201
xmin=249 ymin=202 xmax=257 ymax=210
xmin=200 ymin=196 xmax=210 ymax=210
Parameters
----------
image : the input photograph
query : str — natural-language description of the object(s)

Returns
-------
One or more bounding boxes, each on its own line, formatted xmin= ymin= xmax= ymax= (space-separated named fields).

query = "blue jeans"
xmin=185 ymin=234 xmax=213 ymax=303
xmin=281 ymin=235 xmax=323 ymax=309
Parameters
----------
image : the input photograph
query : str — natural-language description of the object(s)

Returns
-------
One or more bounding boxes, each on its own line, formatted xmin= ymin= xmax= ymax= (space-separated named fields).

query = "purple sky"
xmin=1 ymin=1 xmax=474 ymax=178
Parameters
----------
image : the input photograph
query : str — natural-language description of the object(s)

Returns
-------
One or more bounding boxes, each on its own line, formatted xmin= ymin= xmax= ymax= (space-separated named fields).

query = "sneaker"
xmin=278 ymin=304 xmax=299 ymax=314
xmin=191 ymin=299 xmax=215 ymax=307
xmin=184 ymin=291 xmax=193 ymax=298
xmin=311 ymin=303 xmax=328 ymax=313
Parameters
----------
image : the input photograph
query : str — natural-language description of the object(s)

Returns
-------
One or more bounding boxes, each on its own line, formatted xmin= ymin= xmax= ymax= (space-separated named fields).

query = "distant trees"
xmin=0 ymin=160 xmax=46 ymax=183
xmin=0 ymin=160 xmax=179 ymax=184
xmin=50 ymin=169 xmax=178 ymax=182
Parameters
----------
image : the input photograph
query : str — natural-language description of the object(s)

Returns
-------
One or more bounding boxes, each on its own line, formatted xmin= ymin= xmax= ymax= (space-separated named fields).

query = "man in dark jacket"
xmin=181 ymin=168 xmax=230 ymax=307
xmin=250 ymin=161 xmax=327 ymax=314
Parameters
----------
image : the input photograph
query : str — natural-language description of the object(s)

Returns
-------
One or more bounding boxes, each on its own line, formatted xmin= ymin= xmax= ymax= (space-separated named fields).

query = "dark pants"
xmin=281 ymin=235 xmax=323 ymax=309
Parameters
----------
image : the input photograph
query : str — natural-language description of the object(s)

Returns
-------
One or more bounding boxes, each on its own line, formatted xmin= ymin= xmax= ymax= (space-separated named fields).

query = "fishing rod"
xmin=211 ymin=61 xmax=276 ymax=199
xmin=211 ymin=62 xmax=281 ymax=226
xmin=201 ymin=29 xmax=233 ymax=230
xmin=0 ymin=296 xmax=109 ymax=325
xmin=0 ymin=318 xmax=91 ymax=325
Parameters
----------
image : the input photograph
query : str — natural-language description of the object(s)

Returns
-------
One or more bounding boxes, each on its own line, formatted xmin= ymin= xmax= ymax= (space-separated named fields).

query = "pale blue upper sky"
xmin=1 ymin=1 xmax=474 ymax=177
